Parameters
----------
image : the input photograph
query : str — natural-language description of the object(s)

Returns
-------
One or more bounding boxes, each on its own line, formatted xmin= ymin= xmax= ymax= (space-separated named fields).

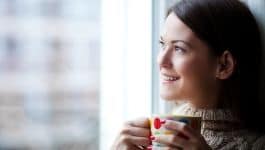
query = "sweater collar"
xmin=173 ymin=103 xmax=242 ymax=131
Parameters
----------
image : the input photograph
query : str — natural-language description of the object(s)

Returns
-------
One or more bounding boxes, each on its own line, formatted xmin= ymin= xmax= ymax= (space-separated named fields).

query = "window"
xmin=0 ymin=0 xmax=100 ymax=149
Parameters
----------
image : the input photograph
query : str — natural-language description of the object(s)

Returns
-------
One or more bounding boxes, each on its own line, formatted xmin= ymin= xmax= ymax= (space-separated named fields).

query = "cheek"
xmin=156 ymin=52 xmax=162 ymax=65
xmin=175 ymin=56 xmax=215 ymax=81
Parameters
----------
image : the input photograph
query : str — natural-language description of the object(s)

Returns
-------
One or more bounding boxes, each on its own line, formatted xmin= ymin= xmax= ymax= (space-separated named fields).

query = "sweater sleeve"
xmin=252 ymin=135 xmax=265 ymax=150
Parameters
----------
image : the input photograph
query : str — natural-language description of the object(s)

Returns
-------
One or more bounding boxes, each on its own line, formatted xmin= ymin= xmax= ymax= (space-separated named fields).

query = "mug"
xmin=149 ymin=115 xmax=201 ymax=149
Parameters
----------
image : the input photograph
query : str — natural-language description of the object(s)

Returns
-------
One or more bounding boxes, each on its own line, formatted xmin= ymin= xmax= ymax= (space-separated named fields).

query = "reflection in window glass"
xmin=0 ymin=0 xmax=100 ymax=149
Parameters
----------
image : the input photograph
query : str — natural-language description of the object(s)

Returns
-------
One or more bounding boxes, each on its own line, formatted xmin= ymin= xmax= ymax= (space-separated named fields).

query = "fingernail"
xmin=147 ymin=145 xmax=152 ymax=150
xmin=150 ymin=135 xmax=155 ymax=141
xmin=160 ymin=119 xmax=166 ymax=124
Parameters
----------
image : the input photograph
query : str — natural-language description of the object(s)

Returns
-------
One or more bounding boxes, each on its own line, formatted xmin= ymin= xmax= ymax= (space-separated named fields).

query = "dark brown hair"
xmin=168 ymin=0 xmax=265 ymax=133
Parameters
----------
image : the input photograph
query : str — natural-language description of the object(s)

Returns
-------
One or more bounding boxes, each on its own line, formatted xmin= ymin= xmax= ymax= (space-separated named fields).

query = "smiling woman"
xmin=111 ymin=0 xmax=265 ymax=149
xmin=158 ymin=13 xmax=219 ymax=108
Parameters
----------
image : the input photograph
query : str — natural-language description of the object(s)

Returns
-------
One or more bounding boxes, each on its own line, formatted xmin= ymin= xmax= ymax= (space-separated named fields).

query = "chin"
xmin=160 ymin=93 xmax=182 ymax=102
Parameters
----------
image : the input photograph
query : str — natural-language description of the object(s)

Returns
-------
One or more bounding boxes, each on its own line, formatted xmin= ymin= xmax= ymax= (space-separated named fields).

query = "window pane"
xmin=0 ymin=0 xmax=100 ymax=149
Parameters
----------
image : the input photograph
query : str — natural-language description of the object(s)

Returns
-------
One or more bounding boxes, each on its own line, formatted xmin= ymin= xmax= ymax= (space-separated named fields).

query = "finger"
xmin=125 ymin=117 xmax=150 ymax=128
xmin=122 ymin=135 xmax=150 ymax=147
xmin=121 ymin=126 xmax=150 ymax=137
xmin=154 ymin=134 xmax=189 ymax=148
xmin=136 ymin=145 xmax=146 ymax=150
xmin=164 ymin=120 xmax=198 ymax=139
xmin=151 ymin=146 xmax=182 ymax=150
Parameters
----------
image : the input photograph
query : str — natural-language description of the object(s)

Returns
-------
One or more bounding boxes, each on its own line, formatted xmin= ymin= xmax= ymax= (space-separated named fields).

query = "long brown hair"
xmin=167 ymin=0 xmax=265 ymax=133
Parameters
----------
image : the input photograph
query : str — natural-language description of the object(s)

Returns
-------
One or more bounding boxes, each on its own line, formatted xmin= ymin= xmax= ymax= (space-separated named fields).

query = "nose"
xmin=157 ymin=46 xmax=173 ymax=69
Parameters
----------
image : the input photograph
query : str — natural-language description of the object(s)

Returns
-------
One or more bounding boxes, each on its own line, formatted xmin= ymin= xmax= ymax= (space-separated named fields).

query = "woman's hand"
xmin=111 ymin=117 xmax=151 ymax=150
xmin=152 ymin=120 xmax=211 ymax=150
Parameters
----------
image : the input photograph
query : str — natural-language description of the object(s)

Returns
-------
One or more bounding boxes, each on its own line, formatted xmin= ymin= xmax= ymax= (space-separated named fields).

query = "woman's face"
xmin=157 ymin=13 xmax=219 ymax=106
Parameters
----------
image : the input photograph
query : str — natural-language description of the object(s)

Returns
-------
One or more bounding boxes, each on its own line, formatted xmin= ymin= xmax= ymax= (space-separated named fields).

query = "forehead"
xmin=161 ymin=13 xmax=195 ymax=42
xmin=161 ymin=12 xmax=212 ymax=55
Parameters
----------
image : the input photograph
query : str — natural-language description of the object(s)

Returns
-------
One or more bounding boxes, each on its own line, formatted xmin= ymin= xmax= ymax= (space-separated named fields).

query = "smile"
xmin=161 ymin=74 xmax=180 ymax=81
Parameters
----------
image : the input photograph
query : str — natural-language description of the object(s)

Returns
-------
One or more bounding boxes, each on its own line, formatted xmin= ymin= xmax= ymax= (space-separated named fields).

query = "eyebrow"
xmin=160 ymin=36 xmax=191 ymax=48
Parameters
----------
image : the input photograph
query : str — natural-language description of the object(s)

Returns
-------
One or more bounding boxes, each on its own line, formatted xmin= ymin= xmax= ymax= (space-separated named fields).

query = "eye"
xmin=159 ymin=40 xmax=165 ymax=50
xmin=174 ymin=46 xmax=185 ymax=53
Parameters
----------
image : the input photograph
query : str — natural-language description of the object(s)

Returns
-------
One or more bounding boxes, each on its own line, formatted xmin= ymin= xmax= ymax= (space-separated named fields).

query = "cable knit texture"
xmin=172 ymin=103 xmax=265 ymax=150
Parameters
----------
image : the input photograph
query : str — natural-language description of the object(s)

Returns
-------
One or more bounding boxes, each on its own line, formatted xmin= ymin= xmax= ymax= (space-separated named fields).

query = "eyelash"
xmin=159 ymin=41 xmax=185 ymax=53
xmin=159 ymin=41 xmax=165 ymax=49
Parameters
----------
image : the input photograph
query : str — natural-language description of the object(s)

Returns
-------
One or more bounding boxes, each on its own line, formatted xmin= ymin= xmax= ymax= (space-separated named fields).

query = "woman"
xmin=111 ymin=0 xmax=265 ymax=149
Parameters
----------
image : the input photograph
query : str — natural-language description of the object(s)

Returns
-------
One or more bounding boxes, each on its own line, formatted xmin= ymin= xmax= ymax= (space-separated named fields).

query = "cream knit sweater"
xmin=173 ymin=103 xmax=265 ymax=150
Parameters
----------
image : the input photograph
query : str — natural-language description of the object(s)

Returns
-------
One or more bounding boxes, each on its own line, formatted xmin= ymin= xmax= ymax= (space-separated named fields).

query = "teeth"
xmin=163 ymin=75 xmax=178 ymax=81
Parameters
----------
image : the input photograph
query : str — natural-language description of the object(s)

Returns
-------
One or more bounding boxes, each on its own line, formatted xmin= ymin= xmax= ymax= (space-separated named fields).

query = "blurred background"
xmin=0 ymin=0 xmax=100 ymax=149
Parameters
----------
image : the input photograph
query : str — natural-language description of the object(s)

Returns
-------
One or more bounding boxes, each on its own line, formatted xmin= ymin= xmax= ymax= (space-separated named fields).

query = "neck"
xmin=189 ymin=84 xmax=222 ymax=109
xmin=187 ymin=95 xmax=219 ymax=109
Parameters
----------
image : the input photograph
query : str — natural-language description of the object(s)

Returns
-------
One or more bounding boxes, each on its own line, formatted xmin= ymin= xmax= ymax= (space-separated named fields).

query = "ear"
xmin=215 ymin=50 xmax=236 ymax=80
